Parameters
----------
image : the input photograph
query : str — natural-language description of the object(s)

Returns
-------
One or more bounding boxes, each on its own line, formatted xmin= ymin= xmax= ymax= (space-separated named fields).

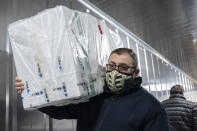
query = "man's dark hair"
xmin=110 ymin=48 xmax=138 ymax=68
xmin=170 ymin=85 xmax=184 ymax=95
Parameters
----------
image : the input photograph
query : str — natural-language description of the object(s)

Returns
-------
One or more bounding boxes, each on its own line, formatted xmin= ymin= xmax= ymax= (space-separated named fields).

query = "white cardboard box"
xmin=8 ymin=6 xmax=123 ymax=110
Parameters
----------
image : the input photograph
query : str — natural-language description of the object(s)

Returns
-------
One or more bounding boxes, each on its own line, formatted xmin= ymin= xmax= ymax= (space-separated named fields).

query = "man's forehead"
xmin=109 ymin=53 xmax=133 ymax=65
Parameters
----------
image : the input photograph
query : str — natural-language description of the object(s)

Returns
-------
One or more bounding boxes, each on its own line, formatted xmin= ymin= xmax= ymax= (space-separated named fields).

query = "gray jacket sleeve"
xmin=193 ymin=104 xmax=197 ymax=131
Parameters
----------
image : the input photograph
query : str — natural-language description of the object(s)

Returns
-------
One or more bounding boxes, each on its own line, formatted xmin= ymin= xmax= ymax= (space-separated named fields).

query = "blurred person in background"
xmin=162 ymin=85 xmax=197 ymax=131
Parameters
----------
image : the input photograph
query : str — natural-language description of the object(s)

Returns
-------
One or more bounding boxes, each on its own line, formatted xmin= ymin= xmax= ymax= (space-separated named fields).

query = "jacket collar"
xmin=170 ymin=94 xmax=186 ymax=99
xmin=104 ymin=77 xmax=142 ymax=96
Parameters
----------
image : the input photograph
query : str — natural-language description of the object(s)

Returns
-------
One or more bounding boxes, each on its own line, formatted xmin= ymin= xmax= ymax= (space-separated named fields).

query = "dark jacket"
xmin=193 ymin=104 xmax=197 ymax=130
xmin=39 ymin=77 xmax=170 ymax=131
xmin=162 ymin=94 xmax=197 ymax=131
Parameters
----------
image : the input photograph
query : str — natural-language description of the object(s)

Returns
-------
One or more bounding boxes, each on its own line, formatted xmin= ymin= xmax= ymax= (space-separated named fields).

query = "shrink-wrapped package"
xmin=8 ymin=6 xmax=123 ymax=110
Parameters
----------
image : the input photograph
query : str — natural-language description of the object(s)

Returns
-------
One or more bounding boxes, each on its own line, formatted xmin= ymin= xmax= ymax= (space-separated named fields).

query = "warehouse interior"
xmin=0 ymin=0 xmax=197 ymax=131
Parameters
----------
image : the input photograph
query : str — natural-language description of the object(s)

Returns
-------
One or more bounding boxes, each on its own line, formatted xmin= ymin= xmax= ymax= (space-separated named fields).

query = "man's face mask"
xmin=105 ymin=70 xmax=132 ymax=93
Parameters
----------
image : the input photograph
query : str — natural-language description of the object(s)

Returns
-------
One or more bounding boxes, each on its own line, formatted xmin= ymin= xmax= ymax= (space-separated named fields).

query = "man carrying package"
xmin=16 ymin=48 xmax=170 ymax=131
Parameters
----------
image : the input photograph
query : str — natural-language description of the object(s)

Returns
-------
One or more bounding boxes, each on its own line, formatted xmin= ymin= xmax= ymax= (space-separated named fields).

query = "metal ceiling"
xmin=90 ymin=0 xmax=197 ymax=80
xmin=0 ymin=1 xmax=196 ymax=131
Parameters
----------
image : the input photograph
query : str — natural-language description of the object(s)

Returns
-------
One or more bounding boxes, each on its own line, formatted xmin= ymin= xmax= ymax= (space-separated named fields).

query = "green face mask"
xmin=105 ymin=70 xmax=132 ymax=93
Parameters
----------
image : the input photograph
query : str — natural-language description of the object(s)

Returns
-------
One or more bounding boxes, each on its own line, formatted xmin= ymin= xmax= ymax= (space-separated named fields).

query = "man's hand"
xmin=15 ymin=77 xmax=25 ymax=94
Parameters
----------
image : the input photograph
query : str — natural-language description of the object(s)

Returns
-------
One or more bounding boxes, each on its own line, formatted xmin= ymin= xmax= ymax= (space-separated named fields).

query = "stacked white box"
xmin=8 ymin=6 xmax=124 ymax=110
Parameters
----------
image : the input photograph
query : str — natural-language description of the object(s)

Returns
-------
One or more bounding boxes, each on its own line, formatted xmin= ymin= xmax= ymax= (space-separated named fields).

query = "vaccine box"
xmin=8 ymin=6 xmax=123 ymax=110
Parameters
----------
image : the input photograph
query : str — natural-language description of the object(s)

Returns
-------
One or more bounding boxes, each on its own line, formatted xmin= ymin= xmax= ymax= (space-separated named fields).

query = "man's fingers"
xmin=16 ymin=86 xmax=25 ymax=90
xmin=17 ymin=90 xmax=22 ymax=94
xmin=15 ymin=77 xmax=24 ymax=95
xmin=15 ymin=82 xmax=24 ymax=87
xmin=15 ymin=77 xmax=22 ymax=82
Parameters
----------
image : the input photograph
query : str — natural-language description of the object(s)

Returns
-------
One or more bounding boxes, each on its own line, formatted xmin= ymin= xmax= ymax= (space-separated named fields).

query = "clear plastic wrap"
xmin=8 ymin=6 xmax=123 ymax=110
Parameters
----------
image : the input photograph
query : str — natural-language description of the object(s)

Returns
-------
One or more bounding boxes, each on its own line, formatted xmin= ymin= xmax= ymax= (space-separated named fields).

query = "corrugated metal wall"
xmin=90 ymin=0 xmax=197 ymax=81
xmin=0 ymin=0 xmax=197 ymax=131
xmin=0 ymin=1 xmax=77 ymax=131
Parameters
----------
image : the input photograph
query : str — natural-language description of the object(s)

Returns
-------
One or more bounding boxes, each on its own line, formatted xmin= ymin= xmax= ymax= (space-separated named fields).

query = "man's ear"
xmin=134 ymin=68 xmax=140 ymax=76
